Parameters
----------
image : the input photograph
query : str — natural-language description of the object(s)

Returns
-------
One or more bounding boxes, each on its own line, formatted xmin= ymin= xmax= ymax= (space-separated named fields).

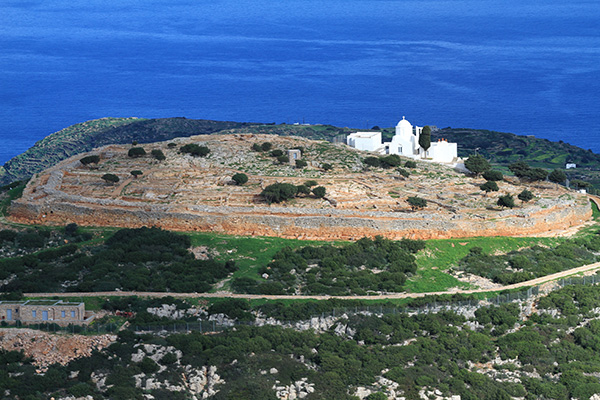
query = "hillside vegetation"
xmin=3 ymin=117 xmax=599 ymax=190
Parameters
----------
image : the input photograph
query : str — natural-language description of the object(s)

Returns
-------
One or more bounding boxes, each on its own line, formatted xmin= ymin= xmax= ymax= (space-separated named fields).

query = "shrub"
xmin=497 ymin=194 xmax=515 ymax=208
xmin=322 ymin=163 xmax=333 ymax=171
xmin=128 ymin=147 xmax=146 ymax=158
xmin=232 ymin=173 xmax=248 ymax=185
xmin=270 ymin=149 xmax=284 ymax=157
xmin=180 ymin=144 xmax=210 ymax=157
xmin=296 ymin=185 xmax=311 ymax=196
xmin=518 ymin=189 xmax=534 ymax=202
xmin=404 ymin=160 xmax=417 ymax=168
xmin=381 ymin=154 xmax=402 ymax=168
xmin=464 ymin=154 xmax=491 ymax=176
xmin=312 ymin=186 xmax=326 ymax=198
xmin=261 ymin=142 xmax=273 ymax=151
xmin=80 ymin=155 xmax=100 ymax=165
xmin=548 ymin=169 xmax=567 ymax=184
xmin=480 ymin=181 xmax=499 ymax=193
xmin=167 ymin=142 xmax=177 ymax=148
xmin=251 ymin=143 xmax=262 ymax=152
xmin=483 ymin=170 xmax=503 ymax=181
xmin=65 ymin=223 xmax=79 ymax=236
xmin=151 ymin=149 xmax=166 ymax=161
xmin=295 ymin=159 xmax=308 ymax=169
xmin=304 ymin=180 xmax=318 ymax=187
xmin=364 ymin=157 xmax=381 ymax=168
xmin=261 ymin=183 xmax=298 ymax=204
xmin=101 ymin=174 xmax=120 ymax=184
xmin=407 ymin=196 xmax=427 ymax=210
xmin=277 ymin=155 xmax=290 ymax=164
xmin=130 ymin=170 xmax=143 ymax=178
xmin=397 ymin=168 xmax=410 ymax=178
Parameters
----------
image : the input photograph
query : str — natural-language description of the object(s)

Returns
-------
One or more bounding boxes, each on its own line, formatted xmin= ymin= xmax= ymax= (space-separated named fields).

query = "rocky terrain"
xmin=8 ymin=133 xmax=592 ymax=240
xmin=0 ymin=328 xmax=115 ymax=371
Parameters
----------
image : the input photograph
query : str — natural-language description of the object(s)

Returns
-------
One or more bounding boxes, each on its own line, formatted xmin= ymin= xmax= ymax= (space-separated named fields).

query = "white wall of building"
xmin=346 ymin=132 xmax=382 ymax=152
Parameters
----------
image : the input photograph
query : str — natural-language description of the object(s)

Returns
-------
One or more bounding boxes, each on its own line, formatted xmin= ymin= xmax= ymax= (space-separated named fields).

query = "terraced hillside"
xmin=9 ymin=134 xmax=592 ymax=240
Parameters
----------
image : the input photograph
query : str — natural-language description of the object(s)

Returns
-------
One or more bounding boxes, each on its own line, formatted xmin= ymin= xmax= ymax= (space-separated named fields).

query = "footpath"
xmin=25 ymin=261 xmax=600 ymax=301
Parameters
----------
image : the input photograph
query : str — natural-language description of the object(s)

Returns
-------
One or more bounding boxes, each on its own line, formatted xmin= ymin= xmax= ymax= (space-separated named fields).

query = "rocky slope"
xmin=8 ymin=134 xmax=592 ymax=240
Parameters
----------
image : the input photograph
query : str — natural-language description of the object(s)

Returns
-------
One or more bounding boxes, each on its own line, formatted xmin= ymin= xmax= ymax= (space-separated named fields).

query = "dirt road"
xmin=25 ymin=261 xmax=600 ymax=301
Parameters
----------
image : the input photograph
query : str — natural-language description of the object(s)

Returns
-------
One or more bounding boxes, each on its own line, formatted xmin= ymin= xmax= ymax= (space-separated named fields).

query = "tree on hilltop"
xmin=232 ymin=173 xmax=248 ymax=185
xmin=128 ymin=147 xmax=146 ymax=158
xmin=101 ymin=174 xmax=119 ymax=185
xmin=180 ymin=144 xmax=210 ymax=157
xmin=80 ymin=155 xmax=100 ymax=166
xmin=480 ymin=181 xmax=499 ymax=195
xmin=312 ymin=186 xmax=326 ymax=199
xmin=407 ymin=196 xmax=427 ymax=211
xmin=497 ymin=194 xmax=515 ymax=209
xmin=549 ymin=169 xmax=567 ymax=186
xmin=483 ymin=170 xmax=503 ymax=182
xmin=419 ymin=125 xmax=432 ymax=156
xmin=260 ymin=183 xmax=297 ymax=204
xmin=151 ymin=149 xmax=166 ymax=161
xmin=464 ymin=154 xmax=491 ymax=176
xmin=518 ymin=189 xmax=534 ymax=203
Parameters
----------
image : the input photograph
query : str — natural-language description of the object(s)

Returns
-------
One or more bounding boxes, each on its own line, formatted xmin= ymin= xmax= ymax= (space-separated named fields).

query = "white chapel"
xmin=346 ymin=116 xmax=457 ymax=164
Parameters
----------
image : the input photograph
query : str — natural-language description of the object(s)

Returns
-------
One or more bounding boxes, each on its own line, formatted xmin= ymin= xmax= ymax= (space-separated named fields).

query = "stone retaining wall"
xmin=9 ymin=195 xmax=592 ymax=240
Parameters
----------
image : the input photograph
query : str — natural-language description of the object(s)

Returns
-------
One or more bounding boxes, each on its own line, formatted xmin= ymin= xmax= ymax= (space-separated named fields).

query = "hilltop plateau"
xmin=8 ymin=133 xmax=591 ymax=240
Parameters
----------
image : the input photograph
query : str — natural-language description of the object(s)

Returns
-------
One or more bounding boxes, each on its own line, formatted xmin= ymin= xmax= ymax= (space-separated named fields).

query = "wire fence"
xmin=0 ymin=321 xmax=120 ymax=334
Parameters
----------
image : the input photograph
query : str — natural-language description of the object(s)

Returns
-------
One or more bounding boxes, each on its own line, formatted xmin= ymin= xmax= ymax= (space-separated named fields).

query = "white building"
xmin=347 ymin=116 xmax=458 ymax=164
xmin=346 ymin=131 xmax=382 ymax=152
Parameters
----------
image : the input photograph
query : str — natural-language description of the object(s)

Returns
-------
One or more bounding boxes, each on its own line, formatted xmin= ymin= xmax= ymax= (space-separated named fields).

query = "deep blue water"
xmin=1 ymin=0 xmax=600 ymax=164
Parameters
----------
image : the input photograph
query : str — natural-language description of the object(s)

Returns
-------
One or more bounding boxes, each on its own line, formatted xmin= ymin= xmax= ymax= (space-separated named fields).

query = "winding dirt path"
xmin=25 ymin=261 xmax=600 ymax=301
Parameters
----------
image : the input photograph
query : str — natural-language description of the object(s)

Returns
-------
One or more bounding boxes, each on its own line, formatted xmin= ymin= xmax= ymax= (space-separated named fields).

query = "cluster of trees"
xmin=260 ymin=182 xmax=326 ymax=204
xmin=458 ymin=235 xmax=600 ymax=284
xmin=464 ymin=155 xmax=538 ymax=208
xmin=508 ymin=161 xmax=567 ymax=185
xmin=0 ymin=227 xmax=236 ymax=293
xmin=180 ymin=143 xmax=210 ymax=157
xmin=232 ymin=236 xmax=425 ymax=295
xmin=364 ymin=154 xmax=403 ymax=169
xmin=0 ymin=226 xmax=90 ymax=253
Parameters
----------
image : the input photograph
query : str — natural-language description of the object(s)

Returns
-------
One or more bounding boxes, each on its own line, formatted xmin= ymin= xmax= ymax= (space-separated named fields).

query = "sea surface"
xmin=1 ymin=0 xmax=600 ymax=164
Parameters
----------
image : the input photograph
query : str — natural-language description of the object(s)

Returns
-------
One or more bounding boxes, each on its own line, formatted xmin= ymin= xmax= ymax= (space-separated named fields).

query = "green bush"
xmin=261 ymin=142 xmax=273 ymax=151
xmin=180 ymin=143 xmax=210 ymax=157
xmin=482 ymin=170 xmax=503 ymax=181
xmin=404 ymin=160 xmax=417 ymax=168
xmin=261 ymin=183 xmax=298 ymax=204
xmin=295 ymin=159 xmax=308 ymax=168
xmin=312 ymin=186 xmax=326 ymax=198
xmin=128 ymin=147 xmax=146 ymax=158
xmin=497 ymin=194 xmax=515 ymax=208
xmin=270 ymin=149 xmax=284 ymax=157
xmin=407 ymin=196 xmax=427 ymax=210
xmin=80 ymin=155 xmax=100 ymax=165
xmin=101 ymin=173 xmax=120 ymax=184
xmin=151 ymin=149 xmax=166 ymax=161
xmin=232 ymin=173 xmax=248 ymax=185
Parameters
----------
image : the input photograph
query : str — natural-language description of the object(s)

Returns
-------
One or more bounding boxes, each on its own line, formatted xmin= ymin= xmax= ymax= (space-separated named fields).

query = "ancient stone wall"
xmin=9 ymin=195 xmax=592 ymax=240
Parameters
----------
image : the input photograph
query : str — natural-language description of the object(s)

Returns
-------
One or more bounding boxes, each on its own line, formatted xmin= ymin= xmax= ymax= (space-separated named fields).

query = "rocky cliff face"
xmin=8 ymin=134 xmax=592 ymax=240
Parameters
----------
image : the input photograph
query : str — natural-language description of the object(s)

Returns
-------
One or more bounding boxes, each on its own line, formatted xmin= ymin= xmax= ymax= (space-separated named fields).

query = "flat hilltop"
xmin=9 ymin=134 xmax=591 ymax=240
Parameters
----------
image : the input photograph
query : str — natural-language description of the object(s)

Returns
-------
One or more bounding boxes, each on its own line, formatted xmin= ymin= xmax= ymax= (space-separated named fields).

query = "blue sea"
xmin=1 ymin=0 xmax=600 ymax=164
